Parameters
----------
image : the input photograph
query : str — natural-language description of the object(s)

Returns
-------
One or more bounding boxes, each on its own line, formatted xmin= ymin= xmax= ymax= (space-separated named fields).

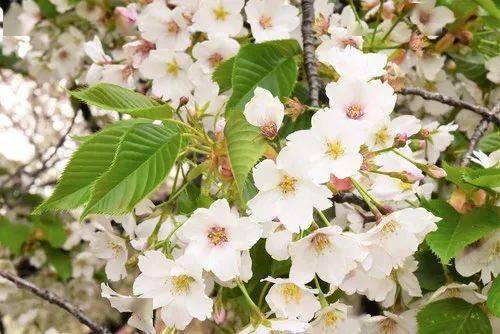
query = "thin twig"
xmin=300 ymin=0 xmax=321 ymax=107
xmin=399 ymin=87 xmax=499 ymax=125
xmin=461 ymin=102 xmax=500 ymax=166
xmin=0 ymin=270 xmax=110 ymax=334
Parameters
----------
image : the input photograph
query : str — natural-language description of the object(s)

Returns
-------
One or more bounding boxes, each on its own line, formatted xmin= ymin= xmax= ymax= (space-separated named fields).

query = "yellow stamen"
xmin=398 ymin=180 xmax=413 ymax=191
xmin=259 ymin=15 xmax=272 ymax=29
xmin=207 ymin=226 xmax=228 ymax=246
xmin=166 ymin=60 xmax=181 ymax=77
xmin=374 ymin=128 xmax=389 ymax=146
xmin=327 ymin=140 xmax=345 ymax=159
xmin=166 ymin=20 xmax=180 ymax=34
xmin=279 ymin=175 xmax=297 ymax=195
xmin=323 ymin=310 xmax=340 ymax=327
xmin=311 ymin=233 xmax=331 ymax=253
xmin=345 ymin=104 xmax=363 ymax=119
xmin=171 ymin=275 xmax=194 ymax=294
xmin=382 ymin=220 xmax=399 ymax=233
xmin=208 ymin=53 xmax=224 ymax=68
xmin=280 ymin=283 xmax=302 ymax=304
xmin=213 ymin=4 xmax=229 ymax=21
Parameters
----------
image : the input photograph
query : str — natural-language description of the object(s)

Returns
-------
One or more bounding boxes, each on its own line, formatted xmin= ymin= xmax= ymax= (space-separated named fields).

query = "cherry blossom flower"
xmin=192 ymin=36 xmax=240 ymax=75
xmin=138 ymin=1 xmax=191 ymax=51
xmin=471 ymin=150 xmax=500 ymax=168
xmin=240 ymin=319 xmax=310 ymax=334
xmin=133 ymin=251 xmax=213 ymax=329
xmin=248 ymin=146 xmax=333 ymax=233
xmin=287 ymin=110 xmax=366 ymax=182
xmin=264 ymin=277 xmax=321 ymax=322
xmin=261 ymin=220 xmax=293 ymax=261
xmin=309 ymin=302 xmax=362 ymax=334
xmin=89 ymin=219 xmax=128 ymax=281
xmin=427 ymin=282 xmax=487 ymax=305
xmin=362 ymin=310 xmax=417 ymax=334
xmin=191 ymin=0 xmax=244 ymax=38
xmin=486 ymin=56 xmax=500 ymax=84
xmin=360 ymin=208 xmax=439 ymax=278
xmin=243 ymin=87 xmax=285 ymax=140
xmin=455 ymin=232 xmax=500 ymax=284
xmin=320 ymin=46 xmax=387 ymax=81
xmin=101 ymin=283 xmax=154 ymax=334
xmin=178 ymin=199 xmax=262 ymax=281
xmin=366 ymin=115 xmax=421 ymax=151
xmin=289 ymin=225 xmax=368 ymax=285
xmin=245 ymin=0 xmax=300 ymax=43
xmin=326 ymin=78 xmax=396 ymax=127
xmin=410 ymin=0 xmax=454 ymax=38
xmin=139 ymin=49 xmax=193 ymax=102
xmin=340 ymin=266 xmax=396 ymax=304
xmin=421 ymin=121 xmax=458 ymax=164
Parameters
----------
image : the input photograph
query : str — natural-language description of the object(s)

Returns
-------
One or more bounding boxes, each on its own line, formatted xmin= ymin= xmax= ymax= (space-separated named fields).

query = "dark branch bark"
xmin=399 ymin=87 xmax=499 ymax=125
xmin=461 ymin=102 xmax=500 ymax=167
xmin=333 ymin=193 xmax=370 ymax=212
xmin=300 ymin=0 xmax=321 ymax=107
xmin=0 ymin=270 xmax=110 ymax=334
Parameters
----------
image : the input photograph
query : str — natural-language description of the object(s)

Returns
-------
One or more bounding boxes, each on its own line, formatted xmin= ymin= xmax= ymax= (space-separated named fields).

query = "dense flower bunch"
xmin=1 ymin=0 xmax=499 ymax=333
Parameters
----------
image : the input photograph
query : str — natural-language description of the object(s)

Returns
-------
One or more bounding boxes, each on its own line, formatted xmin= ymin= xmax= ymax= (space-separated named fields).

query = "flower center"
xmin=259 ymin=15 xmax=273 ymax=29
xmin=260 ymin=121 xmax=278 ymax=139
xmin=166 ymin=60 xmax=181 ymax=77
xmin=323 ymin=310 xmax=340 ymax=327
xmin=58 ymin=50 xmax=69 ymax=60
xmin=278 ymin=175 xmax=297 ymax=195
xmin=341 ymin=37 xmax=359 ymax=48
xmin=311 ymin=233 xmax=331 ymax=253
xmin=167 ymin=20 xmax=180 ymax=34
xmin=345 ymin=104 xmax=364 ymax=119
xmin=489 ymin=241 xmax=500 ymax=261
xmin=171 ymin=275 xmax=194 ymax=294
xmin=379 ymin=317 xmax=397 ymax=333
xmin=280 ymin=283 xmax=302 ymax=304
xmin=213 ymin=4 xmax=229 ymax=21
xmin=208 ymin=53 xmax=224 ymax=68
xmin=446 ymin=287 xmax=460 ymax=298
xmin=207 ymin=226 xmax=228 ymax=246
xmin=419 ymin=11 xmax=431 ymax=24
xmin=327 ymin=140 xmax=345 ymax=159
xmin=398 ymin=180 xmax=412 ymax=191
xmin=382 ymin=220 xmax=399 ymax=234
xmin=374 ymin=128 xmax=389 ymax=145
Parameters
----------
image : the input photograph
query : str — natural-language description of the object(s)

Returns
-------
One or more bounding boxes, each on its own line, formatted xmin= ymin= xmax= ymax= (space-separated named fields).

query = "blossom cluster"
xmin=1 ymin=0 xmax=499 ymax=333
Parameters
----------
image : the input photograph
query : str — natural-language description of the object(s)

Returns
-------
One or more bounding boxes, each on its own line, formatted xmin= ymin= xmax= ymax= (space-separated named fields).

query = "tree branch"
xmin=300 ymin=0 xmax=321 ymax=107
xmin=461 ymin=102 xmax=500 ymax=167
xmin=0 ymin=270 xmax=110 ymax=334
xmin=399 ymin=87 xmax=499 ymax=125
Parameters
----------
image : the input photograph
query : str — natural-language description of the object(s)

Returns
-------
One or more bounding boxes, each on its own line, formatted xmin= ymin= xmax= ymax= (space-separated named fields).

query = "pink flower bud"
xmin=427 ymin=165 xmax=447 ymax=179
xmin=213 ymin=307 xmax=227 ymax=325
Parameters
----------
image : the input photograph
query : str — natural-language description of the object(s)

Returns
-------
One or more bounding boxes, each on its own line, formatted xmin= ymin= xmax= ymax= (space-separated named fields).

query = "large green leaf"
xmin=423 ymin=200 xmax=500 ymax=263
xmin=475 ymin=0 xmax=500 ymax=19
xmin=463 ymin=168 xmax=500 ymax=189
xmin=487 ymin=276 xmax=500 ymax=317
xmin=71 ymin=83 xmax=174 ymax=120
xmin=81 ymin=123 xmax=182 ymax=218
xmin=226 ymin=39 xmax=301 ymax=113
xmin=224 ymin=112 xmax=267 ymax=203
xmin=44 ymin=246 xmax=72 ymax=281
xmin=0 ymin=217 xmax=32 ymax=255
xmin=449 ymin=52 xmax=488 ymax=86
xmin=34 ymin=122 xmax=145 ymax=214
xmin=478 ymin=132 xmax=500 ymax=154
xmin=414 ymin=246 xmax=446 ymax=291
xmin=213 ymin=57 xmax=235 ymax=93
xmin=418 ymin=298 xmax=492 ymax=334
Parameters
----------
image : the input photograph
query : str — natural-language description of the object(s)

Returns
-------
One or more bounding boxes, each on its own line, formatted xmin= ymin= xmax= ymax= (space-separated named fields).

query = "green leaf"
xmin=414 ymin=246 xmax=447 ymax=291
xmin=475 ymin=0 xmax=500 ymax=20
xmin=487 ymin=276 xmax=500 ymax=317
xmin=0 ymin=217 xmax=32 ymax=255
xmin=71 ymin=83 xmax=174 ymax=120
xmin=442 ymin=162 xmax=475 ymax=192
xmin=423 ymin=200 xmax=500 ymax=263
xmin=30 ymin=214 xmax=67 ymax=248
xmin=34 ymin=0 xmax=58 ymax=18
xmin=177 ymin=183 xmax=201 ymax=215
xmin=226 ymin=39 xmax=301 ymax=113
xmin=82 ymin=123 xmax=182 ymax=218
xmin=478 ymin=132 xmax=500 ymax=154
xmin=224 ymin=112 xmax=267 ymax=203
xmin=449 ymin=52 xmax=488 ymax=86
xmin=463 ymin=168 xmax=500 ymax=189
xmin=417 ymin=298 xmax=492 ymax=334
xmin=44 ymin=246 xmax=72 ymax=281
xmin=213 ymin=57 xmax=234 ymax=93
xmin=34 ymin=122 xmax=145 ymax=214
